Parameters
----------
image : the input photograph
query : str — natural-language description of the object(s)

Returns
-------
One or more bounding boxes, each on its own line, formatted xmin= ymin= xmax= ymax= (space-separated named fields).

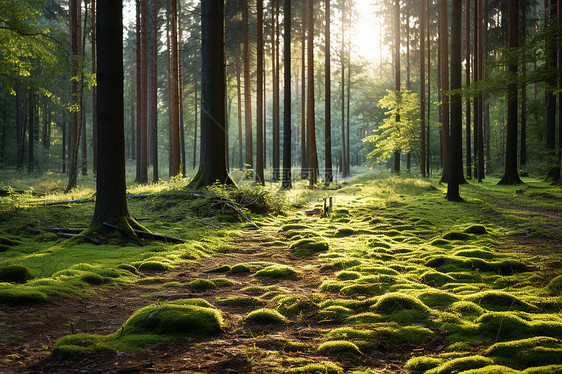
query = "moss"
xmin=170 ymin=298 xmax=215 ymax=308
xmin=122 ymin=303 xmax=225 ymax=336
xmin=230 ymin=263 xmax=251 ymax=273
xmin=367 ymin=239 xmax=392 ymax=249
xmin=335 ymin=270 xmax=362 ymax=280
xmin=210 ymin=278 xmax=236 ymax=287
xmin=523 ymin=365 xmax=562 ymax=373
xmin=371 ymin=293 xmax=431 ymax=314
xmin=443 ymin=232 xmax=472 ymax=241
xmin=467 ymin=291 xmax=538 ymax=312
xmin=163 ymin=281 xmax=182 ymax=288
xmin=0 ymin=264 xmax=33 ymax=283
xmin=405 ymin=356 xmax=443 ymax=373
xmin=417 ymin=290 xmax=460 ymax=308
xmin=289 ymin=238 xmax=330 ymax=256
xmin=426 ymin=356 xmax=494 ymax=374
xmin=327 ymin=327 xmax=379 ymax=340
xmin=117 ymin=264 xmax=138 ymax=274
xmin=80 ymin=272 xmax=111 ymax=285
xmin=341 ymin=283 xmax=384 ymax=297
xmin=351 ymin=266 xmax=400 ymax=276
xmin=137 ymin=261 xmax=170 ymax=272
xmin=288 ymin=362 xmax=344 ymax=374
xmin=245 ymin=308 xmax=286 ymax=325
xmin=281 ymin=224 xmax=309 ymax=231
xmin=486 ymin=336 xmax=562 ymax=366
xmin=454 ymin=365 xmax=518 ymax=374
xmin=318 ymin=306 xmax=354 ymax=321
xmin=450 ymin=301 xmax=485 ymax=317
xmin=334 ymin=228 xmax=356 ymax=237
xmin=475 ymin=312 xmax=532 ymax=340
xmin=0 ymin=286 xmax=48 ymax=306
xmin=254 ymin=264 xmax=298 ymax=279
xmin=381 ymin=325 xmax=434 ymax=345
xmin=276 ymin=295 xmax=320 ymax=316
xmin=546 ymin=275 xmax=562 ymax=296
xmin=431 ymin=239 xmax=452 ymax=247
xmin=186 ymin=278 xmax=217 ymax=292
xmin=421 ymin=271 xmax=456 ymax=286
xmin=464 ymin=225 xmax=488 ymax=234
xmin=241 ymin=285 xmax=276 ymax=296
xmin=319 ymin=299 xmax=364 ymax=311
xmin=389 ymin=309 xmax=432 ymax=325
xmin=454 ymin=249 xmax=496 ymax=260
xmin=204 ymin=265 xmax=231 ymax=273
xmin=344 ymin=312 xmax=383 ymax=325
xmin=0 ymin=234 xmax=22 ymax=247
xmin=317 ymin=340 xmax=363 ymax=360
xmin=216 ymin=296 xmax=264 ymax=308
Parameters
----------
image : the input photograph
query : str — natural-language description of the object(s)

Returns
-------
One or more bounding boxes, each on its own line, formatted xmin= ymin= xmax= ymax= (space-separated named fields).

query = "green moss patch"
xmin=334 ymin=228 xmax=356 ymax=237
xmin=371 ymin=293 xmax=431 ymax=314
xmin=288 ymin=362 xmax=343 ymax=374
xmin=317 ymin=340 xmax=363 ymax=360
xmin=466 ymin=291 xmax=538 ymax=312
xmin=254 ymin=264 xmax=298 ymax=279
xmin=186 ymin=278 xmax=217 ymax=292
xmin=289 ymin=238 xmax=330 ymax=256
xmin=0 ymin=286 xmax=48 ymax=306
xmin=230 ymin=263 xmax=252 ymax=273
xmin=406 ymin=356 xmax=444 ymax=373
xmin=318 ymin=306 xmax=354 ymax=321
xmin=426 ymin=355 xmax=494 ymax=374
xmin=216 ymin=296 xmax=264 ymax=308
xmin=417 ymin=290 xmax=460 ymax=308
xmin=443 ymin=232 xmax=472 ymax=241
xmin=204 ymin=265 xmax=231 ymax=273
xmin=464 ymin=225 xmax=488 ymax=234
xmin=136 ymin=261 xmax=170 ymax=272
xmin=276 ymin=295 xmax=320 ymax=316
xmin=486 ymin=336 xmax=562 ymax=366
xmin=245 ymin=308 xmax=286 ymax=325
xmin=546 ymin=275 xmax=562 ymax=296
xmin=0 ymin=264 xmax=33 ymax=283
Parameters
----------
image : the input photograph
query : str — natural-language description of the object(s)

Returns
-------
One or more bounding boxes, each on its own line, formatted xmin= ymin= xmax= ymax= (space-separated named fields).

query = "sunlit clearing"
xmin=351 ymin=0 xmax=389 ymax=66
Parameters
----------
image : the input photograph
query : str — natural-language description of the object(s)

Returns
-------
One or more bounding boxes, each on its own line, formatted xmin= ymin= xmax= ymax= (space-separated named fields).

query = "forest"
xmin=0 ymin=0 xmax=561 ymax=373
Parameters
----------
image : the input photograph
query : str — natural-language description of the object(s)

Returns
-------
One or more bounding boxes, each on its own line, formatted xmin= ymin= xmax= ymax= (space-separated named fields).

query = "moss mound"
xmin=186 ymin=278 xmax=217 ymax=291
xmin=417 ymin=290 xmax=460 ymax=308
xmin=288 ymin=362 xmax=343 ymax=374
xmin=443 ymin=232 xmax=472 ymax=241
xmin=405 ymin=356 xmax=443 ymax=373
xmin=170 ymin=298 xmax=214 ymax=308
xmin=421 ymin=271 xmax=456 ymax=286
xmin=0 ymin=264 xmax=34 ymax=283
xmin=335 ymin=270 xmax=362 ymax=280
xmin=276 ymin=295 xmax=319 ymax=316
xmin=230 ymin=263 xmax=251 ymax=273
xmin=245 ymin=308 xmax=286 ymax=325
xmin=317 ymin=340 xmax=362 ymax=360
xmin=254 ymin=264 xmax=298 ymax=279
xmin=289 ymin=238 xmax=330 ymax=256
xmin=454 ymin=249 xmax=495 ymax=260
xmin=426 ymin=355 xmax=494 ymax=374
xmin=318 ymin=306 xmax=354 ymax=321
xmin=0 ymin=286 xmax=48 ymax=306
xmin=204 ymin=265 xmax=231 ymax=273
xmin=486 ymin=336 xmax=562 ymax=366
xmin=334 ymin=228 xmax=356 ymax=237
xmin=216 ymin=296 xmax=264 ymax=308
xmin=546 ymin=275 xmax=562 ymax=296
xmin=137 ymin=261 xmax=170 ymax=272
xmin=372 ymin=293 xmax=431 ymax=314
xmin=464 ymin=225 xmax=488 ymax=234
xmin=467 ymin=291 xmax=538 ymax=312
xmin=123 ymin=302 xmax=225 ymax=336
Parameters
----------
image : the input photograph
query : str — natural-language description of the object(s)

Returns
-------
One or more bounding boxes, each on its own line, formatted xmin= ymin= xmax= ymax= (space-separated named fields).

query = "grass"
xmin=1 ymin=171 xmax=562 ymax=372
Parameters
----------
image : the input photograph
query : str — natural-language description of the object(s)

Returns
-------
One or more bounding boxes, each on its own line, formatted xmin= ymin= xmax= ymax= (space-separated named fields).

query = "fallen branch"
xmin=54 ymin=231 xmax=101 ymax=245
xmin=102 ymin=223 xmax=186 ymax=244
xmin=43 ymin=196 xmax=95 ymax=206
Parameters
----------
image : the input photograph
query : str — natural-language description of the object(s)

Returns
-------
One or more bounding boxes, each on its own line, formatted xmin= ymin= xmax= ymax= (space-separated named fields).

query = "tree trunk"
xmin=499 ymin=0 xmax=522 ymax=185
xmin=307 ymin=0 xmax=318 ymax=187
xmin=477 ymin=0 xmax=485 ymax=181
xmin=91 ymin=0 xmax=97 ymax=174
xmin=520 ymin=0 xmax=528 ymax=176
xmin=16 ymin=84 xmax=23 ymax=170
xmin=272 ymin=0 xmax=280 ymax=181
xmin=136 ymin=0 xmax=148 ymax=184
xmin=28 ymin=90 xmax=34 ymax=172
xmin=465 ymin=0 xmax=472 ymax=180
xmin=235 ymin=43 xmax=243 ymax=169
xmin=420 ymin=0 xmax=426 ymax=177
xmin=243 ymin=0 xmax=253 ymax=176
xmin=148 ymin=0 xmax=158 ymax=182
xmin=341 ymin=0 xmax=348 ymax=178
xmin=169 ymin=0 xmax=181 ymax=177
xmin=282 ymin=0 xmax=292 ymax=189
xmin=325 ymin=0 xmax=333 ymax=186
xmin=193 ymin=80 xmax=198 ymax=170
xmin=256 ymin=0 xmax=265 ymax=184
xmin=427 ymin=0 xmax=431 ymax=176
xmin=189 ymin=0 xmax=233 ymax=188
xmin=447 ymin=0 xmax=463 ymax=201
xmin=301 ymin=0 xmax=308 ymax=179
xmin=439 ymin=0 xmax=449 ymax=183
xmin=393 ymin=0 xmax=400 ymax=174
xmin=92 ymin=0 xmax=131 ymax=224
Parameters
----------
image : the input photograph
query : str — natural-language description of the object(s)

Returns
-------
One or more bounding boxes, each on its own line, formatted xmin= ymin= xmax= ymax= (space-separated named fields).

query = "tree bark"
xmin=92 ymin=0 xmax=131 ymax=224
xmin=439 ymin=0 xmax=449 ymax=183
xmin=256 ymin=0 xmax=265 ymax=184
xmin=28 ymin=90 xmax=34 ymax=172
xmin=148 ymin=0 xmax=158 ymax=181
xmin=498 ymin=0 xmax=522 ymax=185
xmin=325 ymin=0 xmax=333 ymax=186
xmin=447 ymin=0 xmax=463 ymax=201
xmin=282 ymin=0 xmax=292 ymax=189
xmin=136 ymin=0 xmax=148 ymax=184
xmin=243 ymin=0 xmax=253 ymax=176
xmin=235 ymin=43 xmax=243 ymax=169
xmin=189 ymin=0 xmax=233 ymax=188
xmin=91 ymin=0 xmax=97 ymax=174
xmin=169 ymin=0 xmax=181 ymax=177
xmin=393 ymin=0 xmax=401 ymax=174
xmin=272 ymin=0 xmax=280 ymax=181
xmin=301 ymin=0 xmax=308 ymax=179
xmin=465 ymin=0 xmax=472 ymax=180
xmin=307 ymin=0 xmax=318 ymax=187
xmin=420 ymin=0 xmax=426 ymax=177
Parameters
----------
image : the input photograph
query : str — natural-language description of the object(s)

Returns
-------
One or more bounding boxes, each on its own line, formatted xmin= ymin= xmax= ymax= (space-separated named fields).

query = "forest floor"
xmin=1 ymin=172 xmax=562 ymax=374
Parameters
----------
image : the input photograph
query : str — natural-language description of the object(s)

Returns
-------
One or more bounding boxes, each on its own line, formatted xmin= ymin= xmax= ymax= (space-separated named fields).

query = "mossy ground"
xmin=1 ymin=171 xmax=561 ymax=373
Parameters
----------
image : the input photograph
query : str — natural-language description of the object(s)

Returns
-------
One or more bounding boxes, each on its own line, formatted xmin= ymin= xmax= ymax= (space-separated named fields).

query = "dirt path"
xmin=1 ymin=226 xmax=373 ymax=374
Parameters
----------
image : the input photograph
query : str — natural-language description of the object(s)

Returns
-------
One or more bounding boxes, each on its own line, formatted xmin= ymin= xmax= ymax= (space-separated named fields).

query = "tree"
xmin=393 ymin=0 xmax=401 ymax=174
xmin=419 ymin=0 xmax=426 ymax=177
xmin=243 ymin=0 xmax=253 ymax=176
xmin=189 ymin=0 xmax=233 ymax=188
xmin=135 ymin=0 xmax=148 ymax=184
xmin=256 ymin=0 xmax=264 ymax=184
xmin=272 ymin=0 xmax=280 ymax=181
xmin=91 ymin=0 xmax=134 ymax=227
xmin=340 ymin=0 xmax=349 ymax=178
xmin=147 ymin=0 xmax=158 ymax=182
xmin=439 ymin=0 xmax=449 ymax=183
xmin=447 ymin=0 xmax=463 ymax=201
xmin=300 ymin=0 xmax=308 ymax=179
xmin=282 ymin=0 xmax=292 ymax=189
xmin=325 ymin=0 xmax=333 ymax=185
xmin=498 ymin=0 xmax=523 ymax=185
xmin=307 ymin=0 xmax=318 ymax=187
xmin=465 ymin=0 xmax=472 ymax=179
xmin=169 ymin=0 xmax=181 ymax=177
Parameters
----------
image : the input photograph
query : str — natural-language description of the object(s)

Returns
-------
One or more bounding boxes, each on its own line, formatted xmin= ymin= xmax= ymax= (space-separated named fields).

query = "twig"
xmin=102 ymin=223 xmax=186 ymax=244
